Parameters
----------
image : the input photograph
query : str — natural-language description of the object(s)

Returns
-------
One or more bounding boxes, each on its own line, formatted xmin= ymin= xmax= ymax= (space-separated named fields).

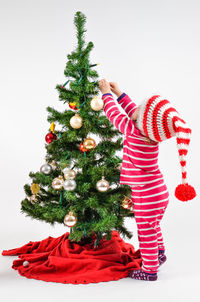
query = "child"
xmin=99 ymin=79 xmax=196 ymax=281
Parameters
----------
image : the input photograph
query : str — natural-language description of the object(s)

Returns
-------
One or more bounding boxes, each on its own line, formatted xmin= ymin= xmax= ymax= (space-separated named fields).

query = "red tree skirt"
xmin=2 ymin=230 xmax=142 ymax=284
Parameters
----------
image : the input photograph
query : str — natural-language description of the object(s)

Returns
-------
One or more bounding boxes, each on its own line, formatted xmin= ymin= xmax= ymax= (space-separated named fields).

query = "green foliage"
xmin=21 ymin=11 xmax=134 ymax=246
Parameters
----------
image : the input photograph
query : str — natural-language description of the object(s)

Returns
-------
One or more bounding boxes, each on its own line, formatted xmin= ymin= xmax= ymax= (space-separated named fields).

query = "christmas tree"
xmin=21 ymin=11 xmax=134 ymax=247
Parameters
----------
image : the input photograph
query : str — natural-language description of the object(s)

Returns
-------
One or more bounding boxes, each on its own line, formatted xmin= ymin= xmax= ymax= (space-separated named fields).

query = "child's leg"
xmin=131 ymin=179 xmax=169 ymax=274
xmin=156 ymin=223 xmax=166 ymax=251
xmin=156 ymin=183 xmax=169 ymax=252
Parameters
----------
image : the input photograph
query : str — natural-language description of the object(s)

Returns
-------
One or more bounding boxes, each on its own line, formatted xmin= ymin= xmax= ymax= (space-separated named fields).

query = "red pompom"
xmin=175 ymin=183 xmax=197 ymax=201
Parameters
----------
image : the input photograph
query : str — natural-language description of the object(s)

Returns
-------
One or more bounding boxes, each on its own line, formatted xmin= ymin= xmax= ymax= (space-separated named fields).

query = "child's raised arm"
xmin=117 ymin=93 xmax=138 ymax=119
xmin=102 ymin=93 xmax=135 ymax=136
xmin=109 ymin=82 xmax=138 ymax=119
xmin=99 ymin=79 xmax=135 ymax=136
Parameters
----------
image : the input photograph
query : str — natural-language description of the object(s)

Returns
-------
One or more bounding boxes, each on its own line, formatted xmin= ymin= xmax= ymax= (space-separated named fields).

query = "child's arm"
xmin=117 ymin=93 xmax=138 ymax=119
xmin=102 ymin=92 xmax=135 ymax=136
xmin=109 ymin=82 xmax=138 ymax=119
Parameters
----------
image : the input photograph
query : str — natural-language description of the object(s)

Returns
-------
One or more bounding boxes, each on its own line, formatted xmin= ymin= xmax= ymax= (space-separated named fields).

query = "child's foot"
xmin=158 ymin=250 xmax=167 ymax=266
xmin=128 ymin=269 xmax=158 ymax=281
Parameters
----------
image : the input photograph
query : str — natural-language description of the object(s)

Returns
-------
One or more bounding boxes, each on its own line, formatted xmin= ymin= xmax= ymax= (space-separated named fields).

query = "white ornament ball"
xmin=62 ymin=167 xmax=70 ymax=175
xmin=90 ymin=96 xmax=104 ymax=111
xmin=63 ymin=179 xmax=76 ymax=191
xmin=40 ymin=163 xmax=52 ymax=175
xmin=70 ymin=113 xmax=83 ymax=129
xmin=23 ymin=261 xmax=29 ymax=267
xmin=96 ymin=176 xmax=110 ymax=192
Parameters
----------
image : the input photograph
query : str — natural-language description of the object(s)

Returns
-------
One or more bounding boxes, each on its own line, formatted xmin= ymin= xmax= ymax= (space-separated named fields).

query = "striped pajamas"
xmin=131 ymin=178 xmax=169 ymax=273
xmin=102 ymin=92 xmax=170 ymax=274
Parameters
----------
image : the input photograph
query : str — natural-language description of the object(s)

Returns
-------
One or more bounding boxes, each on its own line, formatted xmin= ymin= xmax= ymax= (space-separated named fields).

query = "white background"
xmin=1 ymin=0 xmax=200 ymax=301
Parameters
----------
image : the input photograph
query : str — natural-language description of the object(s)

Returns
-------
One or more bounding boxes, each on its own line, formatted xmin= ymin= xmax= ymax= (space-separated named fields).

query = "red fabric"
xmin=2 ymin=230 xmax=142 ymax=284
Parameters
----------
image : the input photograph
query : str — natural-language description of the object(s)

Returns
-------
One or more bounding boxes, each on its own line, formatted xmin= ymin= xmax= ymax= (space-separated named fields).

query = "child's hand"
xmin=109 ymin=82 xmax=123 ymax=97
xmin=99 ymin=79 xmax=111 ymax=94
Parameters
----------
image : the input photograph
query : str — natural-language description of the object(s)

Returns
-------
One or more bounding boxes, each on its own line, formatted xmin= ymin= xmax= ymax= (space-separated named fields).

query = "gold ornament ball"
xmin=64 ymin=211 xmax=77 ymax=227
xmin=83 ymin=137 xmax=96 ymax=151
xmin=64 ymin=169 xmax=76 ymax=180
xmin=121 ymin=197 xmax=132 ymax=209
xmin=52 ymin=176 xmax=64 ymax=190
xmin=70 ymin=113 xmax=83 ymax=129
xmin=96 ymin=176 xmax=110 ymax=192
xmin=31 ymin=183 xmax=40 ymax=195
xmin=90 ymin=96 xmax=104 ymax=111
xmin=30 ymin=194 xmax=38 ymax=204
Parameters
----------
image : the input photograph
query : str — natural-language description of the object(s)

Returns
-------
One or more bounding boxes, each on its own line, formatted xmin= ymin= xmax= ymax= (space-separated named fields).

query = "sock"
xmin=158 ymin=249 xmax=165 ymax=254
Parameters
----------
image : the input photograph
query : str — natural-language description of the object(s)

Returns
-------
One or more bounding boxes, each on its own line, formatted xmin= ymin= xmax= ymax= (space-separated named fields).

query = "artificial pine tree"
xmin=20 ymin=11 xmax=134 ymax=247
xmin=2 ymin=11 xmax=143 ymax=284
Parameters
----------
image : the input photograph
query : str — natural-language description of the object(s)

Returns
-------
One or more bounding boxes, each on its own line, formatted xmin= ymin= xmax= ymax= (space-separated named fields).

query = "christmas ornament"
xmin=30 ymin=194 xmax=38 ymax=204
xmin=83 ymin=137 xmax=96 ymax=151
xmin=96 ymin=176 xmax=110 ymax=192
xmin=23 ymin=261 xmax=29 ymax=267
xmin=52 ymin=176 xmax=64 ymax=190
xmin=40 ymin=163 xmax=52 ymax=175
xmin=63 ymin=179 xmax=76 ymax=191
xmin=45 ymin=131 xmax=57 ymax=144
xmin=64 ymin=210 xmax=77 ymax=227
xmin=64 ymin=169 xmax=76 ymax=180
xmin=69 ymin=102 xmax=78 ymax=110
xmin=121 ymin=196 xmax=132 ymax=209
xmin=31 ymin=183 xmax=40 ymax=195
xmin=90 ymin=96 xmax=104 ymax=111
xmin=62 ymin=167 xmax=70 ymax=175
xmin=50 ymin=121 xmax=56 ymax=133
xmin=116 ymin=163 xmax=122 ymax=170
xmin=49 ymin=160 xmax=57 ymax=170
xmin=79 ymin=143 xmax=88 ymax=152
xmin=70 ymin=113 xmax=83 ymax=129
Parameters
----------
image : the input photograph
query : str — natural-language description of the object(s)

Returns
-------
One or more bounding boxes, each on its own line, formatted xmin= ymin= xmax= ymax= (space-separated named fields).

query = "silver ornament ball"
xmin=63 ymin=179 xmax=76 ymax=191
xmin=40 ymin=163 xmax=52 ymax=175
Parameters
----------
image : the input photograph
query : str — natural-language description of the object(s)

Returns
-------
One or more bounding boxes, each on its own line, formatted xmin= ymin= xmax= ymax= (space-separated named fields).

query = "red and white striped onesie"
xmin=102 ymin=92 xmax=169 ymax=274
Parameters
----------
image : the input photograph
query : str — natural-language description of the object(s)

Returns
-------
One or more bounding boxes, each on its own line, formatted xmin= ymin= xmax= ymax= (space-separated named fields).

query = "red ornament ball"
xmin=79 ymin=143 xmax=88 ymax=152
xmin=45 ymin=131 xmax=57 ymax=144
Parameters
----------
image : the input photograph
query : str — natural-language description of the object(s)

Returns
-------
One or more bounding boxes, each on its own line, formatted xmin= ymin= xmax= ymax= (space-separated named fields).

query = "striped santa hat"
xmin=135 ymin=95 xmax=196 ymax=202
